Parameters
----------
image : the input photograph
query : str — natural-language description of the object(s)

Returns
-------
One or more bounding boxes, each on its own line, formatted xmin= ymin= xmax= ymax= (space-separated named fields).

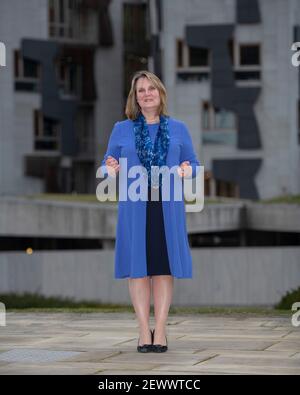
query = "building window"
xmin=189 ymin=46 xmax=209 ymax=67
xmin=202 ymin=102 xmax=236 ymax=130
xmin=176 ymin=39 xmax=210 ymax=82
xmin=202 ymin=102 xmax=237 ymax=145
xmin=204 ymin=172 xmax=239 ymax=198
xmin=123 ymin=3 xmax=149 ymax=99
xmin=204 ymin=170 xmax=212 ymax=196
xmin=176 ymin=39 xmax=210 ymax=68
xmin=239 ymin=44 xmax=260 ymax=66
xmin=123 ymin=3 xmax=148 ymax=46
xmin=75 ymin=107 xmax=94 ymax=156
xmin=55 ymin=59 xmax=82 ymax=98
xmin=14 ymin=50 xmax=39 ymax=79
xmin=234 ymin=43 xmax=261 ymax=82
xmin=34 ymin=110 xmax=61 ymax=151
xmin=214 ymin=107 xmax=236 ymax=129
xmin=216 ymin=179 xmax=239 ymax=198
xmin=14 ymin=50 xmax=40 ymax=91
xmin=48 ymin=0 xmax=83 ymax=40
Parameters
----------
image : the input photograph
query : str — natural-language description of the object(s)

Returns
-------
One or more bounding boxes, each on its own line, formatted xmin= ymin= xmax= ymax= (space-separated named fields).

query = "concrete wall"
xmin=254 ymin=0 xmax=300 ymax=198
xmin=1 ymin=197 xmax=300 ymax=238
xmin=0 ymin=0 xmax=48 ymax=196
xmin=95 ymin=0 xmax=125 ymax=173
xmin=161 ymin=0 xmax=300 ymax=199
xmin=0 ymin=247 xmax=299 ymax=306
xmin=1 ymin=0 xmax=300 ymax=200
xmin=0 ymin=0 xmax=124 ymax=196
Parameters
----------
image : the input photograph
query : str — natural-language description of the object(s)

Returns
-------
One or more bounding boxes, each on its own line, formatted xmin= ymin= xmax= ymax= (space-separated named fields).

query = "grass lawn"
xmin=24 ymin=193 xmax=116 ymax=203
xmin=1 ymin=293 xmax=290 ymax=316
xmin=23 ymin=193 xmax=233 ymax=205
xmin=23 ymin=193 xmax=300 ymax=205
xmin=6 ymin=306 xmax=291 ymax=317
xmin=260 ymin=195 xmax=300 ymax=204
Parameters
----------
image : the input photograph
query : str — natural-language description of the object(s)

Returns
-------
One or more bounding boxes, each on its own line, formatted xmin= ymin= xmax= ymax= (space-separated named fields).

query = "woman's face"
xmin=135 ymin=77 xmax=161 ymax=113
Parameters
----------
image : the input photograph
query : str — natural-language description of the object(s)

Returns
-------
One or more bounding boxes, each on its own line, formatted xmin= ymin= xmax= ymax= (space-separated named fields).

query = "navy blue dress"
xmin=146 ymin=123 xmax=171 ymax=276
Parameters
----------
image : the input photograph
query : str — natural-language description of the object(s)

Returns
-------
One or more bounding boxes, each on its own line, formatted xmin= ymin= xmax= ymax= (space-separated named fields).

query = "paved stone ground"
xmin=0 ymin=312 xmax=299 ymax=375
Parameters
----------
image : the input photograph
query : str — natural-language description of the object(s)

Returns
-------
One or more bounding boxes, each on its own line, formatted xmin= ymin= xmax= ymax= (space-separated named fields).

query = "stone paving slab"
xmin=95 ymin=370 xmax=234 ymax=375
xmin=0 ymin=312 xmax=299 ymax=375
xmin=152 ymin=364 xmax=300 ymax=375
xmin=0 ymin=363 xmax=100 ymax=375
xmin=263 ymin=341 xmax=300 ymax=352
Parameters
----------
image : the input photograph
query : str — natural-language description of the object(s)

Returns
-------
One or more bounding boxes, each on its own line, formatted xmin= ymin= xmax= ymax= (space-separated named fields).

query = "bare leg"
xmin=152 ymin=275 xmax=174 ymax=345
xmin=128 ymin=276 xmax=152 ymax=345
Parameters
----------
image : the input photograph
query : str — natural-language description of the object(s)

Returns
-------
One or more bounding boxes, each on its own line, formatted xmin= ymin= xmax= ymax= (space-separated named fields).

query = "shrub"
xmin=275 ymin=286 xmax=300 ymax=310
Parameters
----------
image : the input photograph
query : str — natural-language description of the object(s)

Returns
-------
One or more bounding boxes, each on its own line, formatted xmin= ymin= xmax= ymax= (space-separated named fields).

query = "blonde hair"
xmin=125 ymin=70 xmax=168 ymax=120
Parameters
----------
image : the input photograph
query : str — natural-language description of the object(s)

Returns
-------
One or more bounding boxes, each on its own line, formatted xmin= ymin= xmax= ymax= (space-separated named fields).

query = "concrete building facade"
xmin=0 ymin=0 xmax=299 ymax=199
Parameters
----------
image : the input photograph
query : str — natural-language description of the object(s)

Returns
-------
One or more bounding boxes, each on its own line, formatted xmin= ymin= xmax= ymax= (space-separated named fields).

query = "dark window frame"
xmin=33 ymin=109 xmax=61 ymax=152
xmin=238 ymin=43 xmax=261 ymax=66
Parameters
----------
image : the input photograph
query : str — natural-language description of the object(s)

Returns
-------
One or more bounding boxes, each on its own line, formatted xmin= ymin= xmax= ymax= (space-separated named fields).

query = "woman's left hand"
xmin=177 ymin=161 xmax=192 ymax=178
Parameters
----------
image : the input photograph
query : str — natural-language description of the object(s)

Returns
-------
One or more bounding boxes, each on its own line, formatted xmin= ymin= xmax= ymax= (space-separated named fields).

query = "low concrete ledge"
xmin=0 ymin=197 xmax=299 ymax=238
xmin=0 ymin=197 xmax=117 ymax=238
xmin=246 ymin=203 xmax=300 ymax=232
xmin=187 ymin=202 xmax=245 ymax=233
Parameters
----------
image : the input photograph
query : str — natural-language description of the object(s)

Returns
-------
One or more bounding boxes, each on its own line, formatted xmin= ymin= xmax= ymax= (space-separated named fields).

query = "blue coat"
xmin=101 ymin=117 xmax=200 ymax=279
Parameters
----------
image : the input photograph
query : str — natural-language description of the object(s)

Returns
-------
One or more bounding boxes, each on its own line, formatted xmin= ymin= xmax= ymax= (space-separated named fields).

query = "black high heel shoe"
xmin=151 ymin=329 xmax=168 ymax=353
xmin=137 ymin=329 xmax=153 ymax=353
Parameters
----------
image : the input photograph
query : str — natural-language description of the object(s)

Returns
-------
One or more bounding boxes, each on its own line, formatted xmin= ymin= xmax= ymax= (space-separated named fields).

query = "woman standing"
xmin=101 ymin=70 xmax=200 ymax=353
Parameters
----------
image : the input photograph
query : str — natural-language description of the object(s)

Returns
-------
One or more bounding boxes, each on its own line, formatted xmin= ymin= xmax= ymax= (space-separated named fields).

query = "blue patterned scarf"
xmin=133 ymin=113 xmax=170 ymax=188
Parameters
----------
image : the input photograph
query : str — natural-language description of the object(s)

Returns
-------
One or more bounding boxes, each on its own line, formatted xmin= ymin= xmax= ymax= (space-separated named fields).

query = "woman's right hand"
xmin=105 ymin=155 xmax=120 ymax=176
